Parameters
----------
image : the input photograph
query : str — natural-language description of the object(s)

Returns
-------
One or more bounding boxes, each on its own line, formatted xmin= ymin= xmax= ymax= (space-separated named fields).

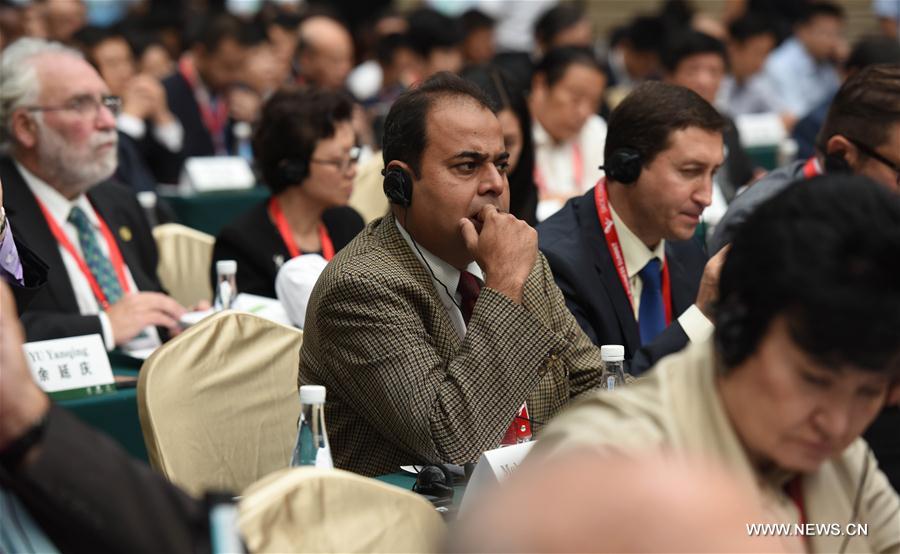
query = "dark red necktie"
xmin=457 ymin=270 xmax=482 ymax=325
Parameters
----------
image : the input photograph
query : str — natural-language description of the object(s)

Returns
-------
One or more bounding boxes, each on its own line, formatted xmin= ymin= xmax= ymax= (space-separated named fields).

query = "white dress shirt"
xmin=395 ymin=219 xmax=484 ymax=340
xmin=532 ymin=114 xmax=607 ymax=221
xmin=609 ymin=204 xmax=713 ymax=343
xmin=18 ymin=162 xmax=160 ymax=351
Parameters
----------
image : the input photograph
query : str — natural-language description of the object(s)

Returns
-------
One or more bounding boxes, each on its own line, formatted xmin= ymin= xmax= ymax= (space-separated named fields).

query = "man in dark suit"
xmin=0 ymin=281 xmax=210 ymax=553
xmin=0 ymin=38 xmax=185 ymax=350
xmin=155 ymin=13 xmax=259 ymax=183
xmin=1 ymin=177 xmax=49 ymax=312
xmin=539 ymin=82 xmax=727 ymax=375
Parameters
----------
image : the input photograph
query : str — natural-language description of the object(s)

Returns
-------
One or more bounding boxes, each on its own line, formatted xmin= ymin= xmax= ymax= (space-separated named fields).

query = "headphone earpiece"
xmin=383 ymin=166 xmax=414 ymax=207
xmin=602 ymin=147 xmax=643 ymax=185
xmin=824 ymin=151 xmax=852 ymax=174
xmin=277 ymin=159 xmax=308 ymax=187
xmin=413 ymin=464 xmax=455 ymax=502
xmin=713 ymin=295 xmax=752 ymax=370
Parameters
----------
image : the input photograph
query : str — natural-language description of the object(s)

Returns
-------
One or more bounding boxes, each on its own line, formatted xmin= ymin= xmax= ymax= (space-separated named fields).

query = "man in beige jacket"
xmin=532 ymin=174 xmax=900 ymax=553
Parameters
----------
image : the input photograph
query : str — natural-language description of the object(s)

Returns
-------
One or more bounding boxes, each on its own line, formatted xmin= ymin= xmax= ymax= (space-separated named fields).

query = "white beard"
xmin=35 ymin=121 xmax=118 ymax=195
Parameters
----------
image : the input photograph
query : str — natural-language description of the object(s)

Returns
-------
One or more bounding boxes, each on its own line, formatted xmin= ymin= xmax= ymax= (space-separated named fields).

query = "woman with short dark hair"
xmin=211 ymin=87 xmax=364 ymax=298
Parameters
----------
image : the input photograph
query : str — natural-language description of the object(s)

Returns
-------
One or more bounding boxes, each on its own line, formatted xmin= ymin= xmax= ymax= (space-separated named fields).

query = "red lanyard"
xmin=534 ymin=142 xmax=583 ymax=195
xmin=786 ymin=476 xmax=809 ymax=545
xmin=594 ymin=179 xmax=672 ymax=325
xmin=179 ymin=57 xmax=229 ymax=153
xmin=35 ymin=199 xmax=130 ymax=310
xmin=802 ymin=157 xmax=822 ymax=179
xmin=268 ymin=197 xmax=335 ymax=260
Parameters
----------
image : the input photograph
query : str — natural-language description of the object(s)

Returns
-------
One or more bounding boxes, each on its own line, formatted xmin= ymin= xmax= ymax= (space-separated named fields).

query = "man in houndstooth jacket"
xmin=299 ymin=73 xmax=605 ymax=477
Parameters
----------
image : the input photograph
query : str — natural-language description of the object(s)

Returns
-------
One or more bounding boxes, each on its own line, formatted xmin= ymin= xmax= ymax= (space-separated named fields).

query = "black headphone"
xmin=277 ymin=159 xmax=308 ymax=187
xmin=601 ymin=147 xmax=643 ymax=185
xmin=824 ymin=151 xmax=852 ymax=174
xmin=382 ymin=165 xmax=414 ymax=207
xmin=412 ymin=464 xmax=455 ymax=505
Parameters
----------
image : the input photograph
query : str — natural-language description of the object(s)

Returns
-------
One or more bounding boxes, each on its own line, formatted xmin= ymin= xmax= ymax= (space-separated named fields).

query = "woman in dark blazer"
xmin=212 ymin=87 xmax=364 ymax=298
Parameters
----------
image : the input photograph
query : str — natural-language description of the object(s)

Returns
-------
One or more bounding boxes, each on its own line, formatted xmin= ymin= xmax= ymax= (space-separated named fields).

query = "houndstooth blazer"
xmin=299 ymin=212 xmax=605 ymax=476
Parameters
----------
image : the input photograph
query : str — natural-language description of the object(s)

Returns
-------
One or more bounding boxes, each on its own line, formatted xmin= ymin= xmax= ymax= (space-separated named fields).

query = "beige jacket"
xmin=533 ymin=338 xmax=900 ymax=554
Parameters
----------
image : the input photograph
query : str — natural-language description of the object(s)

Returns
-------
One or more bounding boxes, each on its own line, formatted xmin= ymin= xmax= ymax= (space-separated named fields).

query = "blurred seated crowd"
xmin=1 ymin=0 xmax=899 ymax=551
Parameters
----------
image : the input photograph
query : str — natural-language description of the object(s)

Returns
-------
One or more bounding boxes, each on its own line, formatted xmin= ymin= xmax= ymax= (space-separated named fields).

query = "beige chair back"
xmin=153 ymin=223 xmax=215 ymax=306
xmin=138 ymin=311 xmax=303 ymax=497
xmin=239 ymin=467 xmax=446 ymax=553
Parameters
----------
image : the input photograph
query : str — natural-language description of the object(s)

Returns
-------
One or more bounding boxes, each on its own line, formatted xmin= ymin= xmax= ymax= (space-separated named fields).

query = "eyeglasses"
xmin=26 ymin=94 xmax=122 ymax=119
xmin=848 ymin=137 xmax=900 ymax=187
xmin=310 ymin=146 xmax=361 ymax=173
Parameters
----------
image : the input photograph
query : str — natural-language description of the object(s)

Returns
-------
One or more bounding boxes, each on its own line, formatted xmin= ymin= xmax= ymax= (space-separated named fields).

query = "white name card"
xmin=23 ymin=334 xmax=116 ymax=400
xmin=180 ymin=156 xmax=255 ymax=193
xmin=459 ymin=441 xmax=535 ymax=515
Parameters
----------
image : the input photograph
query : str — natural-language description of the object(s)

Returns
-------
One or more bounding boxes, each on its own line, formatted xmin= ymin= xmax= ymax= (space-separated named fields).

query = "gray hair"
xmin=0 ymin=38 xmax=84 ymax=145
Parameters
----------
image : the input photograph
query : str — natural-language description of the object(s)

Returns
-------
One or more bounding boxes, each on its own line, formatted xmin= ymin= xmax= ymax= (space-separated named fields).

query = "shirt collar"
xmin=532 ymin=118 xmax=552 ymax=148
xmin=15 ymin=161 xmax=98 ymax=229
xmin=394 ymin=217 xmax=483 ymax=295
xmin=608 ymin=202 xmax=666 ymax=279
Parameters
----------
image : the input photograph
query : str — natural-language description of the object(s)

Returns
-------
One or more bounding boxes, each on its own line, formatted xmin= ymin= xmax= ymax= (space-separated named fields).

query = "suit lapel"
xmin=375 ymin=213 xmax=461 ymax=352
xmin=577 ymin=193 xmax=641 ymax=352
xmin=0 ymin=159 xmax=80 ymax=312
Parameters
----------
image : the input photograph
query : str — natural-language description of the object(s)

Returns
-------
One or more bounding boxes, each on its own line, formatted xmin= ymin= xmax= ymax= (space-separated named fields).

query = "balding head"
xmin=297 ymin=16 xmax=354 ymax=90
xmin=451 ymin=450 xmax=792 ymax=553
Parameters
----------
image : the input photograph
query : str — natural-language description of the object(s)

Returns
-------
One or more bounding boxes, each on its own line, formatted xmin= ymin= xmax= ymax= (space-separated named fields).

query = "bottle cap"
xmin=299 ymin=385 xmax=326 ymax=404
xmin=600 ymin=344 xmax=625 ymax=362
xmin=216 ymin=260 xmax=237 ymax=275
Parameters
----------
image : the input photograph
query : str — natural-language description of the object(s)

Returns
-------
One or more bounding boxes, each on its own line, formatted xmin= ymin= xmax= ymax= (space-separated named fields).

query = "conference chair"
xmin=239 ymin=467 xmax=447 ymax=553
xmin=138 ymin=311 xmax=303 ymax=497
xmin=153 ymin=223 xmax=215 ymax=306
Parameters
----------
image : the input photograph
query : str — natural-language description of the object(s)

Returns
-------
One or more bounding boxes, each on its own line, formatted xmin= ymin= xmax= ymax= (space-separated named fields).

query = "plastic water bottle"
xmin=601 ymin=345 xmax=627 ymax=391
xmin=290 ymin=385 xmax=333 ymax=468
xmin=233 ymin=121 xmax=253 ymax=163
xmin=214 ymin=260 xmax=238 ymax=311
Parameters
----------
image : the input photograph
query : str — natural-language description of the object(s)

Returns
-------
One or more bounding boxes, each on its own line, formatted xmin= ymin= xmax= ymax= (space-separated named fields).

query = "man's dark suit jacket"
xmin=157 ymin=72 xmax=235 ymax=184
xmin=538 ymin=187 xmax=707 ymax=376
xmin=6 ymin=234 xmax=49 ymax=314
xmin=0 ymin=405 xmax=209 ymax=553
xmin=1 ymin=157 xmax=163 ymax=342
xmin=211 ymin=201 xmax=364 ymax=299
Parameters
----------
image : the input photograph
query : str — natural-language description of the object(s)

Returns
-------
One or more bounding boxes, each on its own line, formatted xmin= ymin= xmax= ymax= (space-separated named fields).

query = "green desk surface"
xmin=59 ymin=359 xmax=147 ymax=463
xmin=159 ymin=187 xmax=270 ymax=236
xmin=745 ymin=144 xmax=779 ymax=171
xmin=375 ymin=471 xmax=467 ymax=507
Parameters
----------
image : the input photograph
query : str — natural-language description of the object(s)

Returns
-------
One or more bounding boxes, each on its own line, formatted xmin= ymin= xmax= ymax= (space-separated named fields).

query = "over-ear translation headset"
xmin=600 ymin=147 xmax=643 ymax=185
xmin=382 ymin=166 xmax=414 ymax=207
xmin=277 ymin=159 xmax=308 ymax=187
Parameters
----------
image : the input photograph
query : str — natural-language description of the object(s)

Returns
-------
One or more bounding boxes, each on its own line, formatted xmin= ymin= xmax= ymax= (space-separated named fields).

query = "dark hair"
xmin=461 ymin=9 xmax=495 ymax=35
xmin=727 ymin=13 xmax=776 ymax=43
xmin=406 ymin=8 xmax=464 ymax=59
xmin=382 ymin=72 xmax=495 ymax=178
xmin=796 ymin=1 xmax=845 ymax=25
xmin=662 ymin=30 xmax=726 ymax=74
xmin=188 ymin=12 xmax=259 ymax=52
xmin=533 ymin=46 xmax=602 ymax=89
xmin=375 ymin=32 xmax=412 ymax=67
xmin=604 ymin=81 xmax=727 ymax=167
xmin=253 ymin=87 xmax=354 ymax=194
xmin=72 ymin=25 xmax=132 ymax=68
xmin=818 ymin=64 xmax=900 ymax=152
xmin=462 ymin=65 xmax=538 ymax=224
xmin=534 ymin=3 xmax=586 ymax=48
xmin=844 ymin=37 xmax=900 ymax=73
xmin=715 ymin=175 xmax=900 ymax=375
xmin=626 ymin=16 xmax=666 ymax=53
